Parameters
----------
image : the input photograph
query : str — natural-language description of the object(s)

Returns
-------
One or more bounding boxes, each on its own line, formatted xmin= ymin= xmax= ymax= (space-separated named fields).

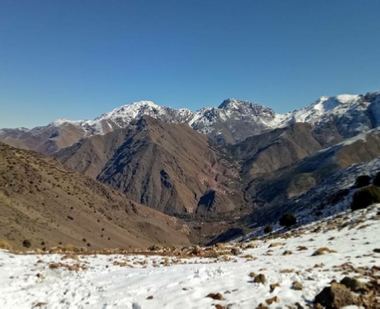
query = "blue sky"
xmin=1 ymin=0 xmax=379 ymax=128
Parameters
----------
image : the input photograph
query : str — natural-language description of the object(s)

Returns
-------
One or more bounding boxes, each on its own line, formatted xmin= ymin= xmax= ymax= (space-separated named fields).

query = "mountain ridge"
xmin=2 ymin=91 xmax=379 ymax=154
xmin=55 ymin=115 xmax=244 ymax=216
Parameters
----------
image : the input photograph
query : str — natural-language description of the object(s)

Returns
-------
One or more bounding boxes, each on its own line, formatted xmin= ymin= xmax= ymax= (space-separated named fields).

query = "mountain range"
xmin=2 ymin=92 xmax=379 ymax=155
xmin=1 ymin=90 xmax=380 ymax=246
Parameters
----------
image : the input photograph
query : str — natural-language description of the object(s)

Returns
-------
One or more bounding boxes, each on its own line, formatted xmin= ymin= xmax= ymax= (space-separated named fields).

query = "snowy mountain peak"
xmin=50 ymin=118 xmax=84 ymax=127
xmin=310 ymin=94 xmax=359 ymax=110
xmin=94 ymin=100 xmax=161 ymax=121
xmin=218 ymin=99 xmax=276 ymax=116
xmin=219 ymin=98 xmax=251 ymax=109
xmin=335 ymin=94 xmax=361 ymax=103
xmin=287 ymin=93 xmax=368 ymax=126
xmin=51 ymin=118 xmax=70 ymax=126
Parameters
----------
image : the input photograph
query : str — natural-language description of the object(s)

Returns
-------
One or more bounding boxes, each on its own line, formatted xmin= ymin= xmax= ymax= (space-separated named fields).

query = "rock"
xmin=297 ymin=246 xmax=308 ymax=251
xmin=244 ymin=243 xmax=257 ymax=249
xmin=146 ymin=296 xmax=154 ymax=300
xmin=215 ymin=243 xmax=226 ymax=249
xmin=373 ymin=248 xmax=380 ymax=253
xmin=248 ymin=272 xmax=256 ymax=278
xmin=192 ymin=245 xmax=205 ymax=256
xmin=214 ymin=305 xmax=226 ymax=309
xmin=270 ymin=283 xmax=280 ymax=292
xmin=314 ymin=282 xmax=358 ymax=308
xmin=256 ymin=304 xmax=269 ymax=309
xmin=149 ymin=245 xmax=164 ymax=251
xmin=231 ymin=247 xmax=242 ymax=255
xmin=206 ymin=293 xmax=224 ymax=300
xmin=292 ymin=281 xmax=303 ymax=290
xmin=265 ymin=296 xmax=279 ymax=305
xmin=268 ymin=242 xmax=283 ymax=248
xmin=33 ymin=303 xmax=47 ymax=308
xmin=283 ymin=250 xmax=292 ymax=255
xmin=280 ymin=268 xmax=294 ymax=273
xmin=340 ymin=277 xmax=367 ymax=292
xmin=312 ymin=247 xmax=337 ymax=256
xmin=36 ymin=273 xmax=45 ymax=279
xmin=132 ymin=303 xmax=141 ymax=309
xmin=254 ymin=274 xmax=267 ymax=284
xmin=294 ymin=302 xmax=304 ymax=309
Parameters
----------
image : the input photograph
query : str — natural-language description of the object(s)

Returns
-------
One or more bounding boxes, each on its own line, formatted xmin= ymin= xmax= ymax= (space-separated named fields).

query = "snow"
xmin=335 ymin=94 xmax=361 ymax=104
xmin=1 ymin=205 xmax=379 ymax=308
xmin=286 ymin=94 xmax=364 ymax=126
xmin=340 ymin=132 xmax=368 ymax=146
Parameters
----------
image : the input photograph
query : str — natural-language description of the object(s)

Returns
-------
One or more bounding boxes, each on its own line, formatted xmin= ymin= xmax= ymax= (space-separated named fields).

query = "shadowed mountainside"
xmin=224 ymin=122 xmax=325 ymax=178
xmin=55 ymin=116 xmax=244 ymax=215
xmin=244 ymin=129 xmax=380 ymax=207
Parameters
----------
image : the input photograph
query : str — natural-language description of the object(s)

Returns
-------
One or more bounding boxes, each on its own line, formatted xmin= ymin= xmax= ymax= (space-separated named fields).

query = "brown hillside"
xmin=245 ymin=130 xmax=380 ymax=206
xmin=227 ymin=123 xmax=323 ymax=177
xmin=56 ymin=116 xmax=243 ymax=215
xmin=55 ymin=128 xmax=132 ymax=179
xmin=0 ymin=142 xmax=190 ymax=251
xmin=98 ymin=117 xmax=243 ymax=214
xmin=0 ymin=123 xmax=86 ymax=155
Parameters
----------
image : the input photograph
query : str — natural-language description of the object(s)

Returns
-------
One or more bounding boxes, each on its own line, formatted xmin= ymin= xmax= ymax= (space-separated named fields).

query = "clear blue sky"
xmin=1 ymin=0 xmax=379 ymax=128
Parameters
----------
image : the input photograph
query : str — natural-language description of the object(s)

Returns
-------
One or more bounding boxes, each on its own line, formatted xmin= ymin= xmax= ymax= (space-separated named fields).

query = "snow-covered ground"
xmin=0 ymin=205 xmax=379 ymax=309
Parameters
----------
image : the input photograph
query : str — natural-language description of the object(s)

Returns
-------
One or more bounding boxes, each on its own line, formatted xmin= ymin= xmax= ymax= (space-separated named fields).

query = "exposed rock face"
xmin=314 ymin=282 xmax=358 ymax=309
xmin=286 ymin=92 xmax=380 ymax=143
xmin=190 ymin=99 xmax=284 ymax=144
xmin=56 ymin=116 xmax=243 ymax=215
xmin=196 ymin=189 xmax=236 ymax=215
xmin=0 ymin=142 xmax=190 ymax=250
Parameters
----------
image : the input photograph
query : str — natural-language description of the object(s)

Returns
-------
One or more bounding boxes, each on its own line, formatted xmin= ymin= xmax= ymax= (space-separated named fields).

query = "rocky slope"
xmin=244 ymin=128 xmax=380 ymax=213
xmin=55 ymin=116 xmax=243 ymax=215
xmin=285 ymin=92 xmax=380 ymax=144
xmin=2 ymin=91 xmax=379 ymax=154
xmin=0 ymin=142 xmax=190 ymax=250
xmin=223 ymin=122 xmax=324 ymax=177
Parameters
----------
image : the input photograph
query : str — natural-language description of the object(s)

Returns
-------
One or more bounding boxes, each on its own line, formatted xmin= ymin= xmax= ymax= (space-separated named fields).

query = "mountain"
xmin=0 ymin=121 xmax=89 ymax=155
xmin=2 ymin=91 xmax=379 ymax=154
xmin=241 ymin=156 xmax=380 ymax=241
xmin=188 ymin=99 xmax=285 ymax=144
xmin=55 ymin=116 xmax=243 ymax=215
xmin=284 ymin=92 xmax=380 ymax=146
xmin=244 ymin=128 xmax=380 ymax=207
xmin=0 ymin=142 xmax=190 ymax=250
xmin=224 ymin=122 xmax=324 ymax=177
xmin=0 ymin=101 xmax=193 ymax=155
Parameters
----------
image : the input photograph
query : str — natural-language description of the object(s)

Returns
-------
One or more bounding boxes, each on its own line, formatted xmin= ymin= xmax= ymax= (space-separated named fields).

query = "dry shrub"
xmin=0 ymin=239 xmax=12 ymax=250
